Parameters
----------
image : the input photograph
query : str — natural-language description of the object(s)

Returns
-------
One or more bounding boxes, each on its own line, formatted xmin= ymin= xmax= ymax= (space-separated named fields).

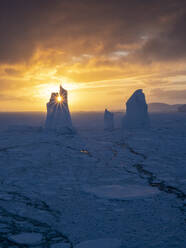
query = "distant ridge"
xmin=178 ymin=104 xmax=186 ymax=112
xmin=148 ymin=103 xmax=182 ymax=112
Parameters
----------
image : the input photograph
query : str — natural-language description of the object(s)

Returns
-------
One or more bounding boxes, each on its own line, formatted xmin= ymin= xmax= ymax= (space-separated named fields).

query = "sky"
xmin=0 ymin=0 xmax=186 ymax=111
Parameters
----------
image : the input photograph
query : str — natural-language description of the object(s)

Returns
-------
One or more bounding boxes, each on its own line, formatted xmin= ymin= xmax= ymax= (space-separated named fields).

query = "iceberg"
xmin=104 ymin=109 xmax=114 ymax=131
xmin=45 ymin=85 xmax=75 ymax=133
xmin=123 ymin=89 xmax=150 ymax=129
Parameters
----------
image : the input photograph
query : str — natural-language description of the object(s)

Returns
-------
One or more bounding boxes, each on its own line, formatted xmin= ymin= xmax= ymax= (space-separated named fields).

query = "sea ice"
xmin=123 ymin=89 xmax=150 ymax=129
xmin=51 ymin=243 xmax=71 ymax=248
xmin=74 ymin=238 xmax=122 ymax=248
xmin=9 ymin=232 xmax=42 ymax=245
xmin=104 ymin=109 xmax=114 ymax=131
xmin=45 ymin=85 xmax=75 ymax=133
xmin=0 ymin=112 xmax=186 ymax=247
xmin=83 ymin=184 xmax=159 ymax=200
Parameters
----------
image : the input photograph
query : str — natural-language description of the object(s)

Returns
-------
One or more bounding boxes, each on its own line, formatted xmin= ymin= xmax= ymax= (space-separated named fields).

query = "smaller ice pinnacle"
xmin=45 ymin=85 xmax=75 ymax=133
xmin=104 ymin=109 xmax=114 ymax=131
xmin=123 ymin=89 xmax=150 ymax=129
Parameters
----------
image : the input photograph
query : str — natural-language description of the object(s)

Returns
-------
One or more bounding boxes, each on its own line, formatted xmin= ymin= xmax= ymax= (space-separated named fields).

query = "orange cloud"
xmin=0 ymin=0 xmax=186 ymax=111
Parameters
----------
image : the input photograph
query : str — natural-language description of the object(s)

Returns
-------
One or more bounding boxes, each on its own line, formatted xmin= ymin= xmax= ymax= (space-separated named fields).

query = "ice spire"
xmin=45 ymin=84 xmax=75 ymax=133
xmin=104 ymin=109 xmax=114 ymax=131
xmin=122 ymin=89 xmax=150 ymax=129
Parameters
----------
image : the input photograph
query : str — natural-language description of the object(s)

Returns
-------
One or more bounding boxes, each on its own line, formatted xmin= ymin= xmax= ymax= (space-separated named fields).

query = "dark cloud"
xmin=137 ymin=11 xmax=186 ymax=62
xmin=0 ymin=0 xmax=184 ymax=64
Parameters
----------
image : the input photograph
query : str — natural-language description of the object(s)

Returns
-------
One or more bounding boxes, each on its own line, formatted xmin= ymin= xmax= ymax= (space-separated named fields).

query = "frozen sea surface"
xmin=83 ymin=184 xmax=160 ymax=200
xmin=74 ymin=238 xmax=122 ymax=248
xmin=0 ymin=112 xmax=185 ymax=247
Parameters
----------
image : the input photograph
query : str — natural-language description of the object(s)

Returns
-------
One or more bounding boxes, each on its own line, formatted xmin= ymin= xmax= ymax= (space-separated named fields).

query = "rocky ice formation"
xmin=104 ymin=109 xmax=114 ymax=131
xmin=123 ymin=89 xmax=150 ymax=129
xmin=45 ymin=85 xmax=75 ymax=133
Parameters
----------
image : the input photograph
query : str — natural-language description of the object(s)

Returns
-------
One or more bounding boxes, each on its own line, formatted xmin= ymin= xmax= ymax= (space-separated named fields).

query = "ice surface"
xmin=75 ymin=239 xmax=122 ymax=248
xmin=0 ymin=112 xmax=186 ymax=247
xmin=123 ymin=89 xmax=150 ymax=129
xmin=45 ymin=85 xmax=75 ymax=133
xmin=83 ymin=184 xmax=160 ymax=200
xmin=104 ymin=109 xmax=114 ymax=131
xmin=9 ymin=232 xmax=42 ymax=245
xmin=51 ymin=243 xmax=71 ymax=248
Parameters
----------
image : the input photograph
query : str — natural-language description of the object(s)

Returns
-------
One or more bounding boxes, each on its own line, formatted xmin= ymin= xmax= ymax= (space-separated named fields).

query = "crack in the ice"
xmin=134 ymin=163 xmax=186 ymax=200
xmin=0 ymin=191 xmax=60 ymax=220
xmin=0 ymin=142 xmax=49 ymax=153
xmin=0 ymin=190 xmax=73 ymax=247
xmin=116 ymin=140 xmax=186 ymax=216
xmin=0 ymin=204 xmax=73 ymax=247
xmin=116 ymin=142 xmax=147 ymax=159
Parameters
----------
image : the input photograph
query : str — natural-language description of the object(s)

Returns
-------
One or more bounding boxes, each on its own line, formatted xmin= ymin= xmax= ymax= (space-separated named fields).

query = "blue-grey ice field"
xmin=0 ymin=111 xmax=185 ymax=247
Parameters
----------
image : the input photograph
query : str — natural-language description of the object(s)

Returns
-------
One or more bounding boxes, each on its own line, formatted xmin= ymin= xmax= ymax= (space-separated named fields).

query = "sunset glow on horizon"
xmin=0 ymin=1 xmax=186 ymax=112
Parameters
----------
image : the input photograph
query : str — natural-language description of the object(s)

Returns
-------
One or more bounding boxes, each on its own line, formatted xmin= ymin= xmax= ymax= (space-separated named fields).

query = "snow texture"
xmin=51 ymin=243 xmax=71 ymax=248
xmin=9 ymin=233 xmax=42 ymax=245
xmin=123 ymin=89 xmax=150 ymax=129
xmin=75 ymin=238 xmax=122 ymax=248
xmin=104 ymin=109 xmax=114 ymax=131
xmin=83 ymin=184 xmax=160 ymax=200
xmin=45 ymin=85 xmax=75 ymax=133
xmin=0 ymin=112 xmax=185 ymax=247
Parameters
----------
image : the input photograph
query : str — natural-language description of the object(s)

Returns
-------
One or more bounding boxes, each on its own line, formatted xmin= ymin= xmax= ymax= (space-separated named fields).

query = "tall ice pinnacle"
xmin=45 ymin=85 xmax=75 ymax=133
xmin=122 ymin=89 xmax=150 ymax=129
xmin=104 ymin=109 xmax=114 ymax=131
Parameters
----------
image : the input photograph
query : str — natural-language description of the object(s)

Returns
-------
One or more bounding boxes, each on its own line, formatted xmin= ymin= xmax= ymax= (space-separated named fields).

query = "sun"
xmin=57 ymin=95 xmax=62 ymax=103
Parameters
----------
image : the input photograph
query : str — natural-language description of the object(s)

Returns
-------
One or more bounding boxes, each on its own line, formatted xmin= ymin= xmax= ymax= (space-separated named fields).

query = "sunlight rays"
xmin=57 ymin=95 xmax=62 ymax=103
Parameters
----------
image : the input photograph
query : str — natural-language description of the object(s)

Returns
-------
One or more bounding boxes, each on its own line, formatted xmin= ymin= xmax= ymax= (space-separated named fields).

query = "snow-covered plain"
xmin=0 ymin=112 xmax=185 ymax=247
